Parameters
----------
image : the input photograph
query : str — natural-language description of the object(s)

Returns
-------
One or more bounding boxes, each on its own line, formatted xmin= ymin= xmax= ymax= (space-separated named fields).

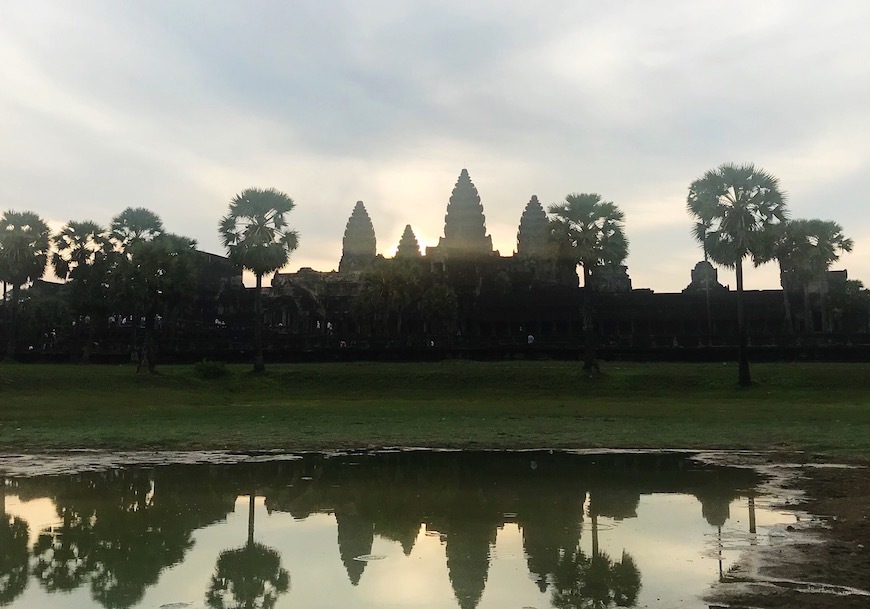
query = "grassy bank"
xmin=1 ymin=361 xmax=868 ymax=458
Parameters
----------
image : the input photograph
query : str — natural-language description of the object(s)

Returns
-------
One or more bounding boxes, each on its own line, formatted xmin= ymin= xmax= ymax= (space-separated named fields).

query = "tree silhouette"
xmin=31 ymin=504 xmax=94 ymax=593
xmin=418 ymin=281 xmax=458 ymax=338
xmin=120 ymin=233 xmax=200 ymax=371
xmin=687 ymin=163 xmax=787 ymax=386
xmin=220 ymin=188 xmax=299 ymax=373
xmin=108 ymin=207 xmax=165 ymax=365
xmin=355 ymin=260 xmax=422 ymax=336
xmin=110 ymin=207 xmax=165 ymax=249
xmin=551 ymin=548 xmax=640 ymax=609
xmin=0 ymin=478 xmax=30 ymax=606
xmin=25 ymin=467 xmax=233 ymax=609
xmin=52 ymin=220 xmax=113 ymax=361
xmin=549 ymin=194 xmax=628 ymax=373
xmin=766 ymin=219 xmax=853 ymax=333
xmin=0 ymin=210 xmax=50 ymax=360
xmin=207 ymin=495 xmax=290 ymax=609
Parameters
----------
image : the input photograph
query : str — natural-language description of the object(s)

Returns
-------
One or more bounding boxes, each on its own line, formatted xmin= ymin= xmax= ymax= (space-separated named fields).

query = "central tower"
xmin=436 ymin=169 xmax=493 ymax=255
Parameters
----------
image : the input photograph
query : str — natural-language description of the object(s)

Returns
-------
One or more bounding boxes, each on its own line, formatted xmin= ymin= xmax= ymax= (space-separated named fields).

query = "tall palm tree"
xmin=110 ymin=207 xmax=164 ymax=250
xmin=220 ymin=188 xmax=299 ymax=373
xmin=206 ymin=495 xmax=290 ymax=609
xmin=356 ymin=260 xmax=422 ymax=336
xmin=687 ymin=163 xmax=788 ymax=386
xmin=52 ymin=220 xmax=112 ymax=361
xmin=769 ymin=219 xmax=853 ymax=333
xmin=109 ymin=207 xmax=165 ymax=362
xmin=123 ymin=233 xmax=200 ymax=372
xmin=0 ymin=210 xmax=51 ymax=360
xmin=548 ymin=194 xmax=628 ymax=373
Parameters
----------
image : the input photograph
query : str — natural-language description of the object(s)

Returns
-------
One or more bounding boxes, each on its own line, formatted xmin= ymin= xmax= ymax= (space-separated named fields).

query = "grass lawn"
xmin=1 ymin=360 xmax=868 ymax=459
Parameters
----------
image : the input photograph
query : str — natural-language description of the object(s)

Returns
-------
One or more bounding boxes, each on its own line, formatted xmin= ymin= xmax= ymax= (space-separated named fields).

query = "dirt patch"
xmin=708 ymin=456 xmax=870 ymax=608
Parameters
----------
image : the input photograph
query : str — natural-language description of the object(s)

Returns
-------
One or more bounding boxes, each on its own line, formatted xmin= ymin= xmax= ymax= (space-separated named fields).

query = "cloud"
xmin=1 ymin=0 xmax=869 ymax=292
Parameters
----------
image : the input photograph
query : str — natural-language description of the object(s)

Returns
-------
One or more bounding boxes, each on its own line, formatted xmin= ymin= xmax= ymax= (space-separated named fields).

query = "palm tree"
xmin=687 ymin=163 xmax=788 ymax=386
xmin=108 ymin=207 xmax=165 ymax=363
xmin=418 ymin=281 xmax=459 ymax=339
xmin=206 ymin=495 xmax=290 ymax=609
xmin=220 ymin=188 xmax=299 ymax=373
xmin=548 ymin=194 xmax=628 ymax=373
xmin=551 ymin=546 xmax=641 ymax=609
xmin=110 ymin=207 xmax=164 ymax=249
xmin=355 ymin=260 xmax=422 ymax=337
xmin=52 ymin=220 xmax=112 ymax=361
xmin=1 ymin=477 xmax=31 ymax=606
xmin=123 ymin=233 xmax=200 ymax=372
xmin=769 ymin=219 xmax=853 ymax=333
xmin=0 ymin=210 xmax=51 ymax=360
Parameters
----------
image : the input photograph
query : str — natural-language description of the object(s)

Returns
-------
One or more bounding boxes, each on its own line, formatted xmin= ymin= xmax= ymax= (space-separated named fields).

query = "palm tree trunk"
xmin=781 ymin=281 xmax=794 ymax=335
xmin=803 ymin=285 xmax=812 ymax=333
xmin=139 ymin=306 xmax=158 ymax=373
xmin=581 ymin=265 xmax=598 ymax=374
xmin=705 ymin=277 xmax=713 ymax=346
xmin=735 ymin=259 xmax=751 ymax=386
xmin=821 ymin=287 xmax=830 ymax=333
xmin=4 ymin=284 xmax=19 ymax=361
xmin=748 ymin=496 xmax=757 ymax=535
xmin=254 ymin=274 xmax=265 ymax=373
xmin=591 ymin=512 xmax=599 ymax=557
xmin=247 ymin=494 xmax=255 ymax=546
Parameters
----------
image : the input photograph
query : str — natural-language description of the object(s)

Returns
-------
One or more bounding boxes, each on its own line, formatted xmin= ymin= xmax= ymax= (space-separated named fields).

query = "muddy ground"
xmin=708 ymin=455 xmax=870 ymax=608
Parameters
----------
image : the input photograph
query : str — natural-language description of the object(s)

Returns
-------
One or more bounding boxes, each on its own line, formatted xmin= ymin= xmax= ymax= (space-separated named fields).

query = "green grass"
xmin=1 ymin=360 xmax=868 ymax=459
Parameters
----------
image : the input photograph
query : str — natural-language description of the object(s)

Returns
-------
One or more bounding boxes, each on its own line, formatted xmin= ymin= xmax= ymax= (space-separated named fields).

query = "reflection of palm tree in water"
xmin=0 ymin=477 xmax=30 ymax=606
xmin=31 ymin=502 xmax=93 ymax=593
xmin=551 ymin=546 xmax=640 ymax=609
xmin=206 ymin=494 xmax=290 ymax=609
xmin=551 ymin=493 xmax=641 ymax=609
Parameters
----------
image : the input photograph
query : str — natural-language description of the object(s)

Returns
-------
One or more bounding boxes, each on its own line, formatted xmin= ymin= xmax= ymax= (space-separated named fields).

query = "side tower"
xmin=395 ymin=225 xmax=422 ymax=259
xmin=516 ymin=195 xmax=551 ymax=258
xmin=436 ymin=169 xmax=493 ymax=256
xmin=339 ymin=201 xmax=376 ymax=273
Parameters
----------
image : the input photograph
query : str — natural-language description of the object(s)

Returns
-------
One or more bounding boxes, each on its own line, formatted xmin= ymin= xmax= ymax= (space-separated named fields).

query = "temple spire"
xmin=517 ymin=195 xmax=551 ymax=257
xmin=396 ymin=225 xmax=422 ymax=259
xmin=437 ymin=169 xmax=493 ymax=255
xmin=339 ymin=201 xmax=376 ymax=272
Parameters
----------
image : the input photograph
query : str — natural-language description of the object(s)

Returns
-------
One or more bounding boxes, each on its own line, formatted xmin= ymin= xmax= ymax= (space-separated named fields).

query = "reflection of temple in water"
xmin=4 ymin=452 xmax=764 ymax=609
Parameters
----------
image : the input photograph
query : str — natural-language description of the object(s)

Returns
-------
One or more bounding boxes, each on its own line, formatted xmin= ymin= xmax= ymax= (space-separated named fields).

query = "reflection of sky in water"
xmin=4 ymin=489 xmax=795 ymax=609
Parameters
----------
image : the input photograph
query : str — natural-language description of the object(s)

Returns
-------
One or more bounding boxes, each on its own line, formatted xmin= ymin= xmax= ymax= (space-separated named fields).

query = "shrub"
xmin=193 ymin=359 xmax=229 ymax=379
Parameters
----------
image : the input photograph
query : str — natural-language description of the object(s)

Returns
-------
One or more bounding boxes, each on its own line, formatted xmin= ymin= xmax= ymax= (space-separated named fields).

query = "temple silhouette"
xmin=9 ymin=168 xmax=865 ymax=361
xmin=260 ymin=168 xmax=862 ymax=354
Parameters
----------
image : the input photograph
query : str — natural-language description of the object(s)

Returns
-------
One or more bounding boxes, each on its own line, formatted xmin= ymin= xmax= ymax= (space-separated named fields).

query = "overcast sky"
xmin=2 ymin=0 xmax=868 ymax=292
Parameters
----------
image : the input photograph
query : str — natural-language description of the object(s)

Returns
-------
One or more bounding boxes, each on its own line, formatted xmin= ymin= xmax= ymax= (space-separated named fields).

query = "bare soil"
xmin=709 ymin=456 xmax=870 ymax=608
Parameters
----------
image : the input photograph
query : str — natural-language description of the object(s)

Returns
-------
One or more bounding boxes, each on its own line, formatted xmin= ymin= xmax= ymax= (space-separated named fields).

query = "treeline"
xmin=0 ymin=163 xmax=861 ymax=382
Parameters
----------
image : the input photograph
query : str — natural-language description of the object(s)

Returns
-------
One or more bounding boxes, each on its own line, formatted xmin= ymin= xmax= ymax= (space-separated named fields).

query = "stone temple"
xmin=267 ymin=169 xmax=858 ymax=345
xmin=270 ymin=168 xmax=619 ymax=336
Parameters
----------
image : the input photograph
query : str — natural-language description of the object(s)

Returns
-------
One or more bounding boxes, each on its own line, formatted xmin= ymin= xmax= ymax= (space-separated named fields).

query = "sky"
xmin=2 ymin=0 xmax=869 ymax=292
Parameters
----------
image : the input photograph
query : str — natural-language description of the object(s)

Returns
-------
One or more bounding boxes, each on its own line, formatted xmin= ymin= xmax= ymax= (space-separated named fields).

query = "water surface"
xmin=0 ymin=451 xmax=795 ymax=608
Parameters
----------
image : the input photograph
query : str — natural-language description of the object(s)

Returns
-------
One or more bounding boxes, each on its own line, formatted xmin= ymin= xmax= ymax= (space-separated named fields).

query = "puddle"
xmin=0 ymin=450 xmax=809 ymax=608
